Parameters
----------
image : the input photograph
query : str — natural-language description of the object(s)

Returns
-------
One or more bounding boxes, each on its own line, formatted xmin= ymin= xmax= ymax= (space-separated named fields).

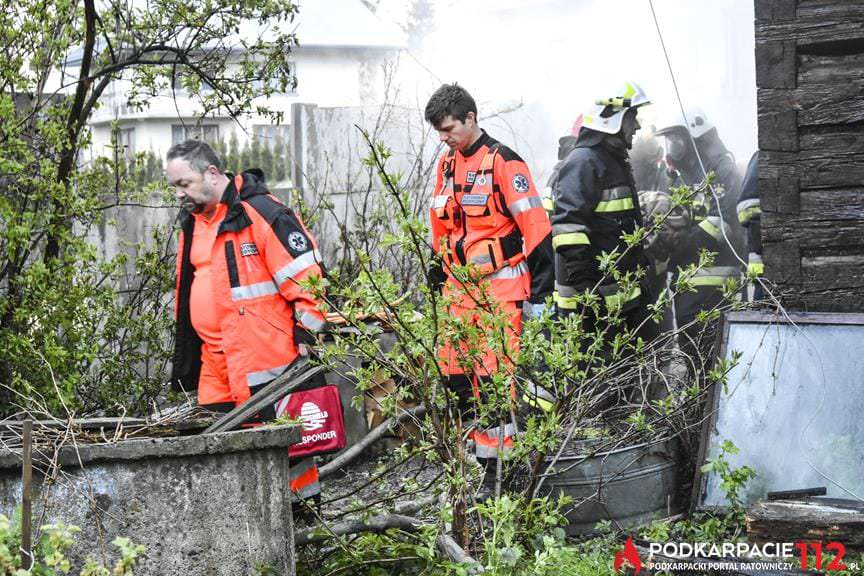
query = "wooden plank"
xmin=755 ymin=41 xmax=797 ymax=89
xmin=797 ymin=0 xmax=864 ymax=20
xmin=763 ymin=214 xmax=864 ymax=248
xmin=799 ymin=52 xmax=864 ymax=85
xmin=761 ymin=150 xmax=864 ymax=189
xmin=758 ymin=109 xmax=798 ymax=151
xmin=756 ymin=15 xmax=864 ymax=47
xmin=747 ymin=499 xmax=864 ymax=554
xmin=799 ymin=125 xmax=864 ymax=156
xmin=797 ymin=285 xmax=864 ymax=312
xmin=801 ymin=250 xmax=864 ymax=291
xmin=800 ymin=187 xmax=864 ymax=220
xmin=754 ymin=0 xmax=796 ymax=21
xmin=758 ymin=173 xmax=800 ymax=215
xmin=758 ymin=83 xmax=864 ymax=126
xmin=763 ymin=239 xmax=801 ymax=284
xmin=204 ymin=358 xmax=325 ymax=434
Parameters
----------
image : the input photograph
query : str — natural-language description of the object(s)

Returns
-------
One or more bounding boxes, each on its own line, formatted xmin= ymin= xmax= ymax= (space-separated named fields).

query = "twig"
xmin=318 ymin=405 xmax=426 ymax=479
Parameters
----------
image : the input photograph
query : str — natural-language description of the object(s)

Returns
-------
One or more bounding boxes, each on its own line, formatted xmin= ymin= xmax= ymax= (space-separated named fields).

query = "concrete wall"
xmin=0 ymin=425 xmax=301 ymax=576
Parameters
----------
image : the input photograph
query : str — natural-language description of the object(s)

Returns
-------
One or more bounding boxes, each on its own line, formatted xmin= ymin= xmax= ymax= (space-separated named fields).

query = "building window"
xmin=172 ymin=124 xmax=220 ymax=145
xmin=117 ymin=127 xmax=135 ymax=161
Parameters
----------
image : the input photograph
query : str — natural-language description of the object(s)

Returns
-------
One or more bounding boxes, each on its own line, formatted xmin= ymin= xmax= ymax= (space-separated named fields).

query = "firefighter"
xmin=425 ymin=83 xmax=554 ymax=464
xmin=167 ymin=139 xmax=327 ymax=504
xmin=738 ymin=151 xmax=763 ymax=299
xmin=653 ymin=107 xmax=745 ymax=254
xmin=653 ymin=109 xmax=742 ymax=358
xmin=551 ymin=81 xmax=659 ymax=355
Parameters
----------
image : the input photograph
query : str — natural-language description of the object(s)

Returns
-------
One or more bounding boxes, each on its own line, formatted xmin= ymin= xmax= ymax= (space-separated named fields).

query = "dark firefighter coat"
xmin=550 ymin=129 xmax=650 ymax=312
xmin=738 ymin=151 xmax=762 ymax=276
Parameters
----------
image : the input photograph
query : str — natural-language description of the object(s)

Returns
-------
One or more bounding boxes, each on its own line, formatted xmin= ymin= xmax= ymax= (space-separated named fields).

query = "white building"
xmin=80 ymin=0 xmax=405 ymax=165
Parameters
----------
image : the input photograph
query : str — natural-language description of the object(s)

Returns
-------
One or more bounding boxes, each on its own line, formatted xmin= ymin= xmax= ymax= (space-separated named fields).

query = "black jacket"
xmin=551 ymin=129 xmax=648 ymax=293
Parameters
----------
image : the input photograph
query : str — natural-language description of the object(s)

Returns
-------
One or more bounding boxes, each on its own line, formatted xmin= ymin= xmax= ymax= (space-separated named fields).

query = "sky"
xmin=372 ymin=0 xmax=757 ymax=182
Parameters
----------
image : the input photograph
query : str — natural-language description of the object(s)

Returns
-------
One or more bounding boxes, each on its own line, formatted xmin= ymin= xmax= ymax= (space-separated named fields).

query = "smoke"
xmin=377 ymin=0 xmax=757 ymax=181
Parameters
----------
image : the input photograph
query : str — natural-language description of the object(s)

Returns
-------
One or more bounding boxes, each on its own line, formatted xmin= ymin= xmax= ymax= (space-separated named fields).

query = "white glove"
xmin=523 ymin=302 xmax=549 ymax=320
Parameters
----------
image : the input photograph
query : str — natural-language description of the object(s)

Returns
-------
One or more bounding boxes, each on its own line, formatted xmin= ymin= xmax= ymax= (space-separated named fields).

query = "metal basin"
xmin=541 ymin=437 xmax=681 ymax=535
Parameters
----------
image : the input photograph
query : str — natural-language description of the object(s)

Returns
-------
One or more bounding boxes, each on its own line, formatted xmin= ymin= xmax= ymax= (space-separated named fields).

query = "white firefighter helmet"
xmin=581 ymin=82 xmax=651 ymax=135
xmin=653 ymin=106 xmax=714 ymax=139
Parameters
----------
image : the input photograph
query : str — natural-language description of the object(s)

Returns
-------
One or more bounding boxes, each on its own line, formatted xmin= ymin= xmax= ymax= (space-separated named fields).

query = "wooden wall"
xmin=755 ymin=0 xmax=864 ymax=311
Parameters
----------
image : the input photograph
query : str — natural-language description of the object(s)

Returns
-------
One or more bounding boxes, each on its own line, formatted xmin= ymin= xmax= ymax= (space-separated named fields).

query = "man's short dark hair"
xmin=166 ymin=139 xmax=223 ymax=173
xmin=424 ymin=84 xmax=477 ymax=127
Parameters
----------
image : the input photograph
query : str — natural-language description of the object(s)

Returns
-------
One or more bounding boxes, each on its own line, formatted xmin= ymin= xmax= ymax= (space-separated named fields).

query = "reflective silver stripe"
xmin=552 ymin=222 xmax=590 ymax=236
xmin=600 ymin=186 xmax=631 ymax=201
xmin=432 ymin=195 xmax=448 ymax=208
xmin=274 ymin=250 xmax=322 ymax=286
xmin=483 ymin=422 xmax=518 ymax=438
xmin=470 ymin=253 xmax=493 ymax=265
xmin=289 ymin=458 xmax=321 ymax=500
xmin=486 ymin=260 xmax=528 ymax=280
xmin=554 ymin=282 xmax=580 ymax=298
xmin=297 ymin=310 xmax=326 ymax=333
xmin=246 ymin=362 xmax=293 ymax=387
xmin=474 ymin=423 xmax=518 ymax=460
xmin=231 ymin=281 xmax=279 ymax=301
xmin=748 ymin=252 xmax=763 ymax=264
xmin=508 ymin=196 xmax=542 ymax=216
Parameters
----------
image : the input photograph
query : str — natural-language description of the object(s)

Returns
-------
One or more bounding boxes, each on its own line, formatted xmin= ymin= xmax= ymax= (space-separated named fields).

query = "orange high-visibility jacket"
xmin=430 ymin=131 xmax=554 ymax=305
xmin=172 ymin=171 xmax=326 ymax=402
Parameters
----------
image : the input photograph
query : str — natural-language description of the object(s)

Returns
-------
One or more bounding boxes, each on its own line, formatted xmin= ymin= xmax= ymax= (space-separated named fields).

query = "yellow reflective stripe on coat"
xmin=596 ymin=186 xmax=634 ymax=213
xmin=554 ymin=290 xmax=581 ymax=309
xmin=698 ymin=217 xmax=723 ymax=241
xmin=603 ymin=286 xmax=641 ymax=309
xmin=747 ymin=252 xmax=764 ymax=276
xmin=691 ymin=266 xmax=740 ymax=287
xmin=596 ymin=197 xmax=635 ymax=212
xmin=737 ymin=198 xmax=761 ymax=224
xmin=552 ymin=232 xmax=590 ymax=248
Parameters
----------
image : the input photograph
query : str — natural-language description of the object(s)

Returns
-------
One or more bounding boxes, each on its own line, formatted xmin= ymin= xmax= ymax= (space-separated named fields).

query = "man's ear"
xmin=465 ymin=111 xmax=476 ymax=127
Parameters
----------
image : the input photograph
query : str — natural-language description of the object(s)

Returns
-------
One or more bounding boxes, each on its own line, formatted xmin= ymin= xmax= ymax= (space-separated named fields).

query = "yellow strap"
xmin=542 ymin=197 xmax=554 ymax=212
xmin=552 ymin=232 xmax=590 ymax=249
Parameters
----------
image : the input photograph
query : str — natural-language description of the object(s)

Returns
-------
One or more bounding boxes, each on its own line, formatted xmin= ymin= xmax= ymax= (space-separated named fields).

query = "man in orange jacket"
xmin=425 ymin=84 xmax=555 ymax=463
xmin=167 ymin=139 xmax=326 ymax=502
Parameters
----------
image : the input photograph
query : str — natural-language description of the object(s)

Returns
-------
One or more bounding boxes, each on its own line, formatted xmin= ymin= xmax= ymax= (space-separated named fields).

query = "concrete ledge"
xmin=0 ymin=424 xmax=302 ymax=469
xmin=0 ymin=425 xmax=302 ymax=575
